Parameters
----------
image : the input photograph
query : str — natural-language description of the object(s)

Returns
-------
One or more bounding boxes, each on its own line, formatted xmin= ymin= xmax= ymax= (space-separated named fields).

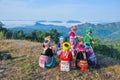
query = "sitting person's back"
xmin=56 ymin=36 xmax=64 ymax=55
xmin=42 ymin=47 xmax=53 ymax=57
xmin=39 ymin=40 xmax=56 ymax=68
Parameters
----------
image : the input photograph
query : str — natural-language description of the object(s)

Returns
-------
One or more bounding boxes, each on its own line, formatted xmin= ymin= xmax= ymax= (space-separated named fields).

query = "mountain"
xmin=48 ymin=20 xmax=63 ymax=23
xmin=37 ymin=20 xmax=62 ymax=23
xmin=77 ymin=22 xmax=120 ymax=38
xmin=9 ymin=22 xmax=70 ymax=36
xmin=67 ymin=20 xmax=81 ymax=23
xmin=8 ymin=21 xmax=120 ymax=39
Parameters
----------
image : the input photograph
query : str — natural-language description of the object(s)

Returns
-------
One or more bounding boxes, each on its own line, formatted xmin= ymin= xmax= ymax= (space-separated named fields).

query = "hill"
xmin=9 ymin=22 xmax=69 ymax=36
xmin=8 ymin=22 xmax=120 ymax=39
xmin=0 ymin=40 xmax=120 ymax=80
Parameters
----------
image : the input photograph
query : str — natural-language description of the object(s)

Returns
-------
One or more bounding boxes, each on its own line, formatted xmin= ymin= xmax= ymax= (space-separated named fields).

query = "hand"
xmin=92 ymin=41 xmax=95 ymax=44
xmin=77 ymin=36 xmax=83 ymax=39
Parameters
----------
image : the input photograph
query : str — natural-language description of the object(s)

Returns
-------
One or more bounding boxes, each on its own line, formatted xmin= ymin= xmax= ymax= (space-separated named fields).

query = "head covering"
xmin=86 ymin=28 xmax=92 ymax=33
xmin=71 ymin=25 xmax=77 ymax=30
xmin=62 ymin=42 xmax=71 ymax=51
xmin=44 ymin=36 xmax=51 ymax=40
xmin=84 ymin=42 xmax=91 ymax=49
xmin=59 ymin=36 xmax=64 ymax=40
xmin=77 ymin=42 xmax=86 ymax=52
xmin=43 ymin=40 xmax=50 ymax=47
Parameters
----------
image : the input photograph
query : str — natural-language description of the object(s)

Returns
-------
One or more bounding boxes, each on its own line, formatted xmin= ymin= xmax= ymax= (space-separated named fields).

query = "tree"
xmin=0 ymin=22 xmax=8 ymax=35
xmin=48 ymin=29 xmax=60 ymax=43
xmin=0 ymin=32 xmax=4 ymax=39
xmin=16 ymin=30 xmax=25 ymax=39
xmin=5 ymin=31 xmax=13 ymax=39
xmin=0 ymin=22 xmax=4 ymax=28
xmin=25 ymin=30 xmax=38 ymax=41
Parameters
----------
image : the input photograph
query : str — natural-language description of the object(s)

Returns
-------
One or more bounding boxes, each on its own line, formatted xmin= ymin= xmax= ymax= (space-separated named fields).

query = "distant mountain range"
xmin=8 ymin=21 xmax=120 ymax=39
xmin=8 ymin=22 xmax=70 ymax=36
xmin=67 ymin=20 xmax=81 ymax=23
xmin=37 ymin=20 xmax=63 ymax=23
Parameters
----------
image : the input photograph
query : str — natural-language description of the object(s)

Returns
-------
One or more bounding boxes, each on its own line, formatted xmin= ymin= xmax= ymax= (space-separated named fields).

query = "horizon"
xmin=0 ymin=0 xmax=120 ymax=22
xmin=1 ymin=20 xmax=120 ymax=28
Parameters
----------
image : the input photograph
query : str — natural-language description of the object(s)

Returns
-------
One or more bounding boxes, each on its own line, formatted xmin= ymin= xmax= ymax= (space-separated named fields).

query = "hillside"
xmin=8 ymin=22 xmax=120 ymax=39
xmin=0 ymin=40 xmax=120 ymax=80
xmin=8 ymin=22 xmax=69 ymax=36
xmin=77 ymin=22 xmax=120 ymax=38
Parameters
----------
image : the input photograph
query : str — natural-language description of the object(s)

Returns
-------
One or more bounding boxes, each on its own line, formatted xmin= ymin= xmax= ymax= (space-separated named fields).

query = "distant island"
xmin=67 ymin=20 xmax=81 ymax=23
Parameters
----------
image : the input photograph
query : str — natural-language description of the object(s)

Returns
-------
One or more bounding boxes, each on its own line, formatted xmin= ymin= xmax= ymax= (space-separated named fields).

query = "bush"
xmin=93 ymin=43 xmax=120 ymax=60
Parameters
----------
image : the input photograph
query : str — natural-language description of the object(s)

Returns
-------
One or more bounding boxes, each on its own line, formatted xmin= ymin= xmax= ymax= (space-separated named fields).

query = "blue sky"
xmin=0 ymin=0 xmax=120 ymax=22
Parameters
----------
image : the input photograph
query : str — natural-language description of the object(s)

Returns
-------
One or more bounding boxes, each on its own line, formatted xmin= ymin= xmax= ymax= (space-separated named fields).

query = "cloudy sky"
xmin=0 ymin=0 xmax=120 ymax=22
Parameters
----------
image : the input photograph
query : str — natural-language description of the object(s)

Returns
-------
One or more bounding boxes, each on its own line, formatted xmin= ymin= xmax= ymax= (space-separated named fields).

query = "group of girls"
xmin=39 ymin=25 xmax=97 ymax=72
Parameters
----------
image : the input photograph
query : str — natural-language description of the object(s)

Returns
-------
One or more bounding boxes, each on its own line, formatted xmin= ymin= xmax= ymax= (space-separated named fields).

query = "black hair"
xmin=64 ymin=43 xmax=69 ymax=47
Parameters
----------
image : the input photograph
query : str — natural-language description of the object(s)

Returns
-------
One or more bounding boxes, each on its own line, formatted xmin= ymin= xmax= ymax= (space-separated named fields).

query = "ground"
xmin=0 ymin=40 xmax=120 ymax=80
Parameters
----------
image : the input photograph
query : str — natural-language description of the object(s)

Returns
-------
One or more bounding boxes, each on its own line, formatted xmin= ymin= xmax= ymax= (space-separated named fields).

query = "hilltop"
xmin=0 ymin=40 xmax=120 ymax=80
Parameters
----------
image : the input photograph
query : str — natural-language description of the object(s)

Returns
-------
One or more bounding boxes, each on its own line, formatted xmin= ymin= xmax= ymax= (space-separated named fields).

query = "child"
xmin=84 ymin=28 xmax=97 ymax=68
xmin=69 ymin=25 xmax=77 ymax=50
xmin=84 ymin=42 xmax=96 ymax=68
xmin=56 ymin=36 xmax=65 ymax=55
xmin=76 ymin=41 xmax=89 ymax=71
xmin=41 ymin=40 xmax=53 ymax=57
xmin=44 ymin=36 xmax=55 ymax=54
xmin=84 ymin=28 xmax=94 ymax=46
xmin=76 ymin=42 xmax=88 ymax=61
xmin=59 ymin=42 xmax=73 ymax=71
xmin=39 ymin=40 xmax=56 ymax=68
xmin=69 ymin=25 xmax=83 ymax=57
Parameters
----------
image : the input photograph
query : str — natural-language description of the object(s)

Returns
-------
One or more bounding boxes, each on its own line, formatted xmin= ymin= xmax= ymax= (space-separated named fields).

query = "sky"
xmin=0 ymin=0 xmax=120 ymax=22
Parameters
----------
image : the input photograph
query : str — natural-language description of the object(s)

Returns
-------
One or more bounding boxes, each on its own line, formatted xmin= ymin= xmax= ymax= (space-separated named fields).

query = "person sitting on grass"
xmin=56 ymin=36 xmax=65 ymax=55
xmin=59 ymin=42 xmax=73 ymax=71
xmin=39 ymin=40 xmax=56 ymax=68
xmin=44 ymin=36 xmax=55 ymax=54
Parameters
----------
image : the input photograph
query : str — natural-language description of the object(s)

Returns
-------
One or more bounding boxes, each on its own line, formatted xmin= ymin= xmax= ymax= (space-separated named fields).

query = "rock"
xmin=0 ymin=69 xmax=4 ymax=73
xmin=0 ymin=53 xmax=12 ymax=60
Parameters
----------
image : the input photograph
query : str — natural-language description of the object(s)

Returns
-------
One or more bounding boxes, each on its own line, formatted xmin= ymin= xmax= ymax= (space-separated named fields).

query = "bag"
xmin=60 ymin=61 xmax=70 ymax=71
xmin=39 ymin=55 xmax=48 ymax=68
xmin=89 ymin=53 xmax=97 ymax=66
xmin=77 ymin=60 xmax=88 ymax=72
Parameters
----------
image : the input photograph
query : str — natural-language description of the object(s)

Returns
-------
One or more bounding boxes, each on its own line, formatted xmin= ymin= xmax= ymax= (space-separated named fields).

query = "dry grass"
xmin=0 ymin=39 xmax=120 ymax=80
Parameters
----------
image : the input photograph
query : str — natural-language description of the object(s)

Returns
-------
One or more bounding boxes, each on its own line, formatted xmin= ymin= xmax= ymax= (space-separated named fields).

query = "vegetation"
xmin=0 ymin=22 xmax=60 ymax=43
xmin=91 ymin=38 xmax=120 ymax=60
xmin=9 ymin=21 xmax=120 ymax=39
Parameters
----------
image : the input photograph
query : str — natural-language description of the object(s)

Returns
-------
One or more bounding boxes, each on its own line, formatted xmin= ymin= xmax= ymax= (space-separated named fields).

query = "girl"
xmin=39 ymin=40 xmax=56 ymax=68
xmin=56 ymin=36 xmax=65 ymax=55
xmin=69 ymin=25 xmax=77 ymax=50
xmin=84 ymin=28 xmax=94 ymax=45
xmin=69 ymin=25 xmax=83 ymax=57
xmin=59 ymin=42 xmax=73 ymax=71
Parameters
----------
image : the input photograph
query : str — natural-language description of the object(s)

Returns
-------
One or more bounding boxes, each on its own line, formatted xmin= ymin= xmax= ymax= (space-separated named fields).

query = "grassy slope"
xmin=0 ymin=40 xmax=120 ymax=80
